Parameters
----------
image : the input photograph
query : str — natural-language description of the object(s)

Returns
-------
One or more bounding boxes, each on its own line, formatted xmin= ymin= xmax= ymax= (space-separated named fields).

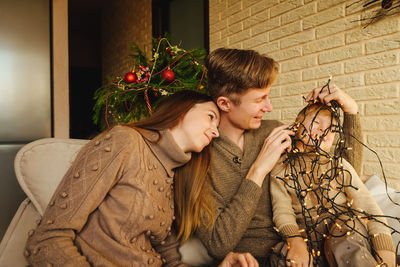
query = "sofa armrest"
xmin=0 ymin=198 xmax=41 ymax=266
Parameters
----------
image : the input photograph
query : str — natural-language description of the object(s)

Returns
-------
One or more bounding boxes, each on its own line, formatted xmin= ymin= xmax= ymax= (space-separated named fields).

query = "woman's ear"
xmin=216 ymin=96 xmax=231 ymax=112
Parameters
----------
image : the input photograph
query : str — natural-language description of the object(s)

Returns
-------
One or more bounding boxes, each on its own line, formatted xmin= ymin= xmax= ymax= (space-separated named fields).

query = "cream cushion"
xmin=14 ymin=138 xmax=88 ymax=215
xmin=365 ymin=174 xmax=400 ymax=251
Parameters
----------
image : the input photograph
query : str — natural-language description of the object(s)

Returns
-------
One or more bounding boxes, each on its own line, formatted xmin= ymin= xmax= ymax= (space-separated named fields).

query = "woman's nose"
xmin=211 ymin=126 xmax=219 ymax=138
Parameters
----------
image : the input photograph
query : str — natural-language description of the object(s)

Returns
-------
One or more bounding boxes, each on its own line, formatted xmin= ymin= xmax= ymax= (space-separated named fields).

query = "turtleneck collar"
xmin=141 ymin=129 xmax=191 ymax=177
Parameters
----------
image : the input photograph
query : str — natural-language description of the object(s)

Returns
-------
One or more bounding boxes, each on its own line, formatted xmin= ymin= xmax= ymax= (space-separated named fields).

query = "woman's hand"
xmin=218 ymin=252 xmax=259 ymax=267
xmin=246 ymin=124 xmax=294 ymax=186
xmin=305 ymin=84 xmax=358 ymax=114
xmin=376 ymin=250 xmax=396 ymax=267
xmin=285 ymin=237 xmax=312 ymax=267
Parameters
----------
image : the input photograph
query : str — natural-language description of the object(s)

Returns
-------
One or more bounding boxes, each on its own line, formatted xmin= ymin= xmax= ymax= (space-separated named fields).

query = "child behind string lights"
xmin=269 ymin=102 xmax=395 ymax=267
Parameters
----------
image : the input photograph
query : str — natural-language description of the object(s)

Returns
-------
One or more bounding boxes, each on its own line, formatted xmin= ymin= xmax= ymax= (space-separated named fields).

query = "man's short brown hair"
xmin=205 ymin=48 xmax=278 ymax=104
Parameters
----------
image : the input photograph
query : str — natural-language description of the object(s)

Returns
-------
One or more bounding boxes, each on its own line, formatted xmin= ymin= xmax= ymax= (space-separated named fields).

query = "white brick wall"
xmin=209 ymin=0 xmax=400 ymax=190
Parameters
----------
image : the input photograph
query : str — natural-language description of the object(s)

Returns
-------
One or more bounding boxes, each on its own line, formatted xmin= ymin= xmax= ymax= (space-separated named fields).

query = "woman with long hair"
xmin=24 ymin=90 xmax=258 ymax=267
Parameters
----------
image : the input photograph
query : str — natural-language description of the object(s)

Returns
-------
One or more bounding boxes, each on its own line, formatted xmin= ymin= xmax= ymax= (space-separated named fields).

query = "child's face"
xmin=297 ymin=110 xmax=336 ymax=152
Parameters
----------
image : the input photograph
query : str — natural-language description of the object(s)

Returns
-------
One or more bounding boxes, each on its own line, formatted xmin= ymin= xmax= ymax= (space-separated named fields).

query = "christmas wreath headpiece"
xmin=93 ymin=37 xmax=208 ymax=130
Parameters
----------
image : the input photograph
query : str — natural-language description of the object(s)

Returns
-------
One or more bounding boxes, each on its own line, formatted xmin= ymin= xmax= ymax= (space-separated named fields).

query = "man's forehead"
xmin=241 ymin=87 xmax=271 ymax=98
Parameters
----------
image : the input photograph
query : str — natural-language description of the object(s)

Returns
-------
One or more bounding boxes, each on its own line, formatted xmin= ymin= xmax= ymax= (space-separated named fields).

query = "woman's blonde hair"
xmin=174 ymin=148 xmax=214 ymax=243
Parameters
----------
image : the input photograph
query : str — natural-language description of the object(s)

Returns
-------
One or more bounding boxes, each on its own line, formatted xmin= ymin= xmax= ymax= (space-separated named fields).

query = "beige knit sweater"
xmin=196 ymin=114 xmax=363 ymax=260
xmin=25 ymin=126 xmax=190 ymax=267
xmin=270 ymin=155 xmax=395 ymax=252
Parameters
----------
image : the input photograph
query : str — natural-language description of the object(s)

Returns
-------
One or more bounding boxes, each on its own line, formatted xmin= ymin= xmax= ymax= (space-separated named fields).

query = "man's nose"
xmin=264 ymin=98 xmax=273 ymax=112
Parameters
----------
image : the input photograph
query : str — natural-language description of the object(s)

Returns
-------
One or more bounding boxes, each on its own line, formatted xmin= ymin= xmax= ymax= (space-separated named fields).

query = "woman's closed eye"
xmin=207 ymin=110 xmax=219 ymax=124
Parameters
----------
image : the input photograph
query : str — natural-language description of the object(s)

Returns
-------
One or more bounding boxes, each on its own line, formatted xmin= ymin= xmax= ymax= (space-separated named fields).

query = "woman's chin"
xmin=194 ymin=143 xmax=207 ymax=153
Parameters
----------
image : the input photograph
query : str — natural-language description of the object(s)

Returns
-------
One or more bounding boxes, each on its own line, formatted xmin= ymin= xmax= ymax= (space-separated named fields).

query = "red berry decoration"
xmin=162 ymin=69 xmax=175 ymax=82
xmin=124 ymin=72 xmax=137 ymax=83
xmin=165 ymin=47 xmax=174 ymax=57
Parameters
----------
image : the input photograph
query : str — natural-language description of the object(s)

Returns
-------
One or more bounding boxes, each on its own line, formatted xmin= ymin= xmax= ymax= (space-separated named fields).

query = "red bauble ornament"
xmin=162 ymin=69 xmax=175 ymax=82
xmin=124 ymin=72 xmax=137 ymax=83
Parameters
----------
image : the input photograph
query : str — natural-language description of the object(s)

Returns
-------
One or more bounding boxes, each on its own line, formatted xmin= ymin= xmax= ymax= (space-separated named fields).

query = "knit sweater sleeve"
xmin=25 ymin=126 xmax=135 ymax=266
xmin=342 ymin=113 xmax=363 ymax=174
xmin=196 ymin=176 xmax=262 ymax=259
xmin=270 ymin=163 xmax=300 ymax=237
xmin=342 ymin=159 xmax=395 ymax=252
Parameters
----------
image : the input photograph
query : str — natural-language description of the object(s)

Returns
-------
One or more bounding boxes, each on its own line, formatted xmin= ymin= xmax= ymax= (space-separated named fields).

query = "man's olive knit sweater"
xmin=196 ymin=114 xmax=362 ymax=260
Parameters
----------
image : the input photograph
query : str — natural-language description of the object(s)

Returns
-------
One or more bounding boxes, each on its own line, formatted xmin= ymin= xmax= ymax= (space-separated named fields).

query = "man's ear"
xmin=216 ymin=96 xmax=231 ymax=112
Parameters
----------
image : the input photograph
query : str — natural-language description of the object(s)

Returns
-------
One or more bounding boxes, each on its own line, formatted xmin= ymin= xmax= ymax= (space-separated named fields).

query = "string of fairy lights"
xmin=274 ymin=79 xmax=400 ymax=266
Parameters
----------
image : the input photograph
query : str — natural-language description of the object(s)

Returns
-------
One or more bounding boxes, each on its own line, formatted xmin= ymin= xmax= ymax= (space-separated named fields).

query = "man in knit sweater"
xmin=195 ymin=48 xmax=363 ymax=265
